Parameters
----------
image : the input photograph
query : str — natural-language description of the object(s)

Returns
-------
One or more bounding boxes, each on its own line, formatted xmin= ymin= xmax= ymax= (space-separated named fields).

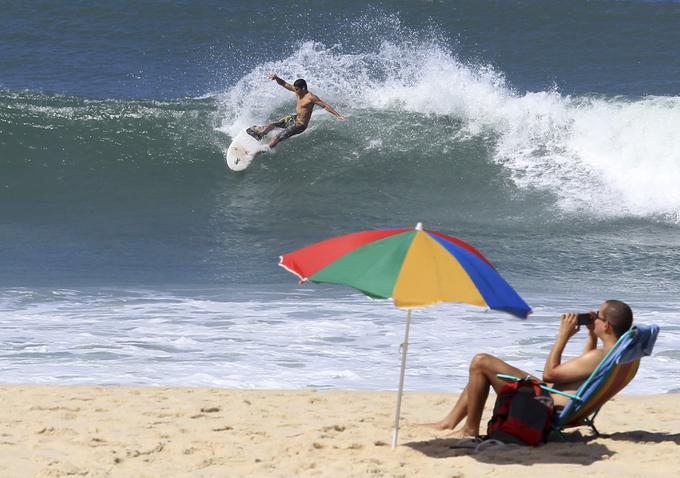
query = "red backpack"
xmin=486 ymin=378 xmax=555 ymax=446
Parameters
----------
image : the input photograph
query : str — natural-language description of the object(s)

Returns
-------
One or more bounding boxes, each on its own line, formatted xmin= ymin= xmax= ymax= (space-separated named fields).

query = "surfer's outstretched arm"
xmin=313 ymin=97 xmax=347 ymax=120
xmin=269 ymin=74 xmax=295 ymax=92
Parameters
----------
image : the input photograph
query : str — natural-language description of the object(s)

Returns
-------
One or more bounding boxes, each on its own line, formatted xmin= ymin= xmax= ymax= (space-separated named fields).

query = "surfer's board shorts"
xmin=272 ymin=114 xmax=307 ymax=140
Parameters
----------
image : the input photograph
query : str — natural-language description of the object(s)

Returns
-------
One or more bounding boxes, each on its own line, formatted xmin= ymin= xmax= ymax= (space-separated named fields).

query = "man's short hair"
xmin=604 ymin=300 xmax=633 ymax=337
xmin=293 ymin=78 xmax=307 ymax=90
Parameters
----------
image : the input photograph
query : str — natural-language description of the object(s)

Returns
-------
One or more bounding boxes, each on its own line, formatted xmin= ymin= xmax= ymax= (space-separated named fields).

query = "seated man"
xmin=420 ymin=299 xmax=633 ymax=437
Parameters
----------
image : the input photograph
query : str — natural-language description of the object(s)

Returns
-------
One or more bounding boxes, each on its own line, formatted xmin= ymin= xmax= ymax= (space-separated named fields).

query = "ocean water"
xmin=1 ymin=1 xmax=679 ymax=394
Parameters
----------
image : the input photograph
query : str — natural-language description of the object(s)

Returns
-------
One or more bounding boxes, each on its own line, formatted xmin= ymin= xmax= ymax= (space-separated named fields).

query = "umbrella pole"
xmin=391 ymin=309 xmax=412 ymax=449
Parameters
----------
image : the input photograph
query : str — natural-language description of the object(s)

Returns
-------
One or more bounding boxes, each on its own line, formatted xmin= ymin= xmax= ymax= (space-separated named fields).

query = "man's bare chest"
xmin=296 ymin=98 xmax=315 ymax=110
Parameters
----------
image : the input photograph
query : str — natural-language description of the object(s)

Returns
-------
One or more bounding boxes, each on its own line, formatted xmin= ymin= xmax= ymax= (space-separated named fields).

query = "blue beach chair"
xmin=552 ymin=324 xmax=659 ymax=436
xmin=499 ymin=324 xmax=659 ymax=438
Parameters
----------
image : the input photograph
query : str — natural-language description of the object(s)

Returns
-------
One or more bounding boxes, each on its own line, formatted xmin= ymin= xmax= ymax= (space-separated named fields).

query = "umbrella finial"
xmin=415 ymin=222 xmax=423 ymax=230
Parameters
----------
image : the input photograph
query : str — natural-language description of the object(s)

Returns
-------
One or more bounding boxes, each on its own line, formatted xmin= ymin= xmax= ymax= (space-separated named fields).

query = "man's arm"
xmin=312 ymin=96 xmax=347 ymax=120
xmin=583 ymin=319 xmax=598 ymax=354
xmin=542 ymin=313 xmax=602 ymax=384
xmin=269 ymin=74 xmax=295 ymax=92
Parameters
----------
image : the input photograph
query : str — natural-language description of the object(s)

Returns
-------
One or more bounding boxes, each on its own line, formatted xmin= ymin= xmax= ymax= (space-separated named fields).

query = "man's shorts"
xmin=272 ymin=114 xmax=307 ymax=141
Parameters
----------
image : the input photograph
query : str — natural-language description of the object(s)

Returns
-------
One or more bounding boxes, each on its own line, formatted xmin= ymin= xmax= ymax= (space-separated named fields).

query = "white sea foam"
xmin=0 ymin=287 xmax=676 ymax=393
xmin=217 ymin=37 xmax=680 ymax=222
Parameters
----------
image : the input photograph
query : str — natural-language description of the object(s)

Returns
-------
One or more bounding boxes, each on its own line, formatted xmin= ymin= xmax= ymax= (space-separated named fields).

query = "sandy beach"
xmin=0 ymin=386 xmax=677 ymax=477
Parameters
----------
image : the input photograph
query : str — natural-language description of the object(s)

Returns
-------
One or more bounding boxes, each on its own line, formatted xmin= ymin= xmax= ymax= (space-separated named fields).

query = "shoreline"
xmin=0 ymin=385 xmax=678 ymax=477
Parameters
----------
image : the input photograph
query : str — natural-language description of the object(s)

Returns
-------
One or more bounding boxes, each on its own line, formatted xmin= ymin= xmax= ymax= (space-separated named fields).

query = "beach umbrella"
xmin=279 ymin=223 xmax=531 ymax=447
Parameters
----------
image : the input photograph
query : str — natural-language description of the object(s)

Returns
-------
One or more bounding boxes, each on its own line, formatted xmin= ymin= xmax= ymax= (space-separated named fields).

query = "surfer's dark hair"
xmin=293 ymin=78 xmax=307 ymax=90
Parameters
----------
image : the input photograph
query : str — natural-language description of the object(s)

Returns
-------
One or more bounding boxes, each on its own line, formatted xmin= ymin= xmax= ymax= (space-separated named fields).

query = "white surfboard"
xmin=226 ymin=128 xmax=266 ymax=171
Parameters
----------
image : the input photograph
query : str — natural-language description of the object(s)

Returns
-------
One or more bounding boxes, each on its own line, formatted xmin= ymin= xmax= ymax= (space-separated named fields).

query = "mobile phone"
xmin=576 ymin=313 xmax=592 ymax=326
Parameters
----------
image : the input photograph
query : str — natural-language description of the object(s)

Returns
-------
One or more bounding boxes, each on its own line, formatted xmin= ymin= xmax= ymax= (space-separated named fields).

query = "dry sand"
xmin=0 ymin=386 xmax=677 ymax=477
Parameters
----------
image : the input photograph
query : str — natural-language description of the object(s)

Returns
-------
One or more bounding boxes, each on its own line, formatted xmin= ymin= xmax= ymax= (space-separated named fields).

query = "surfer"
xmin=248 ymin=74 xmax=346 ymax=149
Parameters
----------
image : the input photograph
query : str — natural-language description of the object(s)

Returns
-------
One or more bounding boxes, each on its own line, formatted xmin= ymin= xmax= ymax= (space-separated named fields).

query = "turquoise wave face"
xmin=2 ymin=89 xmax=680 ymax=297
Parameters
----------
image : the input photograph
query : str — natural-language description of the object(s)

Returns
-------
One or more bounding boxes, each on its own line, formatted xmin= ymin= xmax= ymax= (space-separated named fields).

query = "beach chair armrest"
xmin=496 ymin=374 xmax=582 ymax=401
